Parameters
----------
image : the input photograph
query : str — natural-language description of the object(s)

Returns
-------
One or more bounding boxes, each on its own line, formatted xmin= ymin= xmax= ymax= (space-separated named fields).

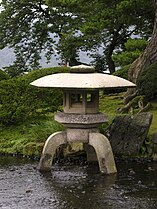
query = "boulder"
xmin=151 ymin=133 xmax=157 ymax=160
xmin=104 ymin=112 xmax=153 ymax=156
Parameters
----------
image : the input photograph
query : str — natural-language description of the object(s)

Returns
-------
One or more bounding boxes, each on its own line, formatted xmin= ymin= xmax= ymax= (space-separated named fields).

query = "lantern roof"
xmin=30 ymin=65 xmax=136 ymax=90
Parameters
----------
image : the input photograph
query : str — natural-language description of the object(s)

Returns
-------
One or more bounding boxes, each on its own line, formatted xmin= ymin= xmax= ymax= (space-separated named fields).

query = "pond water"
xmin=0 ymin=156 xmax=157 ymax=209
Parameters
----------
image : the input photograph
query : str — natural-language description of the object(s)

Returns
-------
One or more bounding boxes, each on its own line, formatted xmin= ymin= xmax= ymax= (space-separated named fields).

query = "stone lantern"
xmin=30 ymin=65 xmax=135 ymax=174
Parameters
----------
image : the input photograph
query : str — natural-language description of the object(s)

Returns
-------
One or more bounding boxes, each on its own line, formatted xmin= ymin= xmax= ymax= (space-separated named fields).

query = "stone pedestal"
xmin=38 ymin=112 xmax=117 ymax=174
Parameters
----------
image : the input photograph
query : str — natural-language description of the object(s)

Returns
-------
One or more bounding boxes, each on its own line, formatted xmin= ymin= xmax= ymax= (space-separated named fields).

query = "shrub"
xmin=113 ymin=38 xmax=148 ymax=68
xmin=0 ymin=69 xmax=10 ymax=81
xmin=113 ymin=65 xmax=130 ymax=79
xmin=22 ymin=67 xmax=69 ymax=82
xmin=0 ymin=67 xmax=69 ymax=126
xmin=137 ymin=62 xmax=157 ymax=100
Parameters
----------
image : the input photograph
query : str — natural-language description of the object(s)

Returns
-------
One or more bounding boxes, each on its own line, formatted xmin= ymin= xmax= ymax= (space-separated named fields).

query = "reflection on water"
xmin=0 ymin=156 xmax=157 ymax=209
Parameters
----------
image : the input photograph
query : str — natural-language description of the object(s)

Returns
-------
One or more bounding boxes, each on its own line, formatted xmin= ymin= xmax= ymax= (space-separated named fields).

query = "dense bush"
xmin=113 ymin=65 xmax=130 ymax=79
xmin=0 ymin=69 xmax=10 ymax=81
xmin=113 ymin=38 xmax=148 ymax=68
xmin=137 ymin=62 xmax=157 ymax=100
xmin=0 ymin=67 xmax=69 ymax=126
xmin=22 ymin=66 xmax=69 ymax=82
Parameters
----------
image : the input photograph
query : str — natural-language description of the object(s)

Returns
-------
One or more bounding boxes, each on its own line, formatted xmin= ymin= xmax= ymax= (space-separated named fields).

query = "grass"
xmin=0 ymin=92 xmax=124 ymax=158
xmin=0 ymin=114 xmax=63 ymax=157
xmin=100 ymin=92 xmax=157 ymax=135
xmin=0 ymin=92 xmax=157 ymax=157
xmin=99 ymin=92 xmax=124 ymax=119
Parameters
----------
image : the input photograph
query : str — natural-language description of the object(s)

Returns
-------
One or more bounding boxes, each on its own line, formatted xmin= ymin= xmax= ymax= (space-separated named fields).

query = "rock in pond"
xmin=104 ymin=112 xmax=153 ymax=156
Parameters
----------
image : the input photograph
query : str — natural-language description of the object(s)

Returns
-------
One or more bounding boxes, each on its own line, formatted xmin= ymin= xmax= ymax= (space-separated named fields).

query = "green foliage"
xmin=1 ymin=92 xmax=157 ymax=157
xmin=56 ymin=32 xmax=81 ymax=64
xmin=113 ymin=51 xmax=141 ymax=67
xmin=148 ymin=99 xmax=157 ymax=134
xmin=113 ymin=38 xmax=148 ymax=67
xmin=91 ymin=54 xmax=107 ymax=72
xmin=0 ymin=0 xmax=83 ymax=73
xmin=0 ymin=69 xmax=10 ymax=81
xmin=22 ymin=66 xmax=69 ymax=82
xmin=0 ymin=116 xmax=63 ymax=157
xmin=4 ymin=65 xmax=28 ymax=78
xmin=0 ymin=92 xmax=124 ymax=157
xmin=74 ymin=0 xmax=153 ymax=73
xmin=0 ymin=67 xmax=69 ymax=126
xmin=137 ymin=62 xmax=157 ymax=100
xmin=113 ymin=65 xmax=130 ymax=79
xmin=99 ymin=92 xmax=124 ymax=120
xmin=0 ymin=0 xmax=154 ymax=74
xmin=124 ymin=38 xmax=148 ymax=51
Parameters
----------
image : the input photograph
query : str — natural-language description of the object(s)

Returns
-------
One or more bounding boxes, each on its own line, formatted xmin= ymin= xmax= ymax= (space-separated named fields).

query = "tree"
xmin=112 ymin=38 xmax=148 ymax=80
xmin=123 ymin=0 xmax=157 ymax=105
xmin=0 ymin=0 xmax=155 ymax=75
xmin=52 ymin=0 xmax=154 ymax=73
xmin=128 ymin=0 xmax=157 ymax=82
xmin=0 ymin=0 xmax=82 ymax=75
xmin=113 ymin=38 xmax=148 ymax=68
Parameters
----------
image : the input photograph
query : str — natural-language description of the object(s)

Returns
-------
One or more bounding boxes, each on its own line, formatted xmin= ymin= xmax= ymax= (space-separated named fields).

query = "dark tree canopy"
xmin=0 ymin=0 xmax=155 ymax=75
xmin=0 ymin=0 xmax=82 ymax=75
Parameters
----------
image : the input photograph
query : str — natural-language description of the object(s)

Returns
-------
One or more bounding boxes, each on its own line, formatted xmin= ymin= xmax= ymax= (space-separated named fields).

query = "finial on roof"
xmin=70 ymin=64 xmax=95 ymax=73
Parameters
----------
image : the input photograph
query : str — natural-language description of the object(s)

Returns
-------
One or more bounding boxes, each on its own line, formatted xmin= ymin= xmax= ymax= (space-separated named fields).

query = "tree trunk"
xmin=106 ymin=49 xmax=116 ymax=74
xmin=105 ymin=25 xmax=124 ymax=74
xmin=122 ymin=0 xmax=157 ymax=106
xmin=128 ymin=0 xmax=157 ymax=84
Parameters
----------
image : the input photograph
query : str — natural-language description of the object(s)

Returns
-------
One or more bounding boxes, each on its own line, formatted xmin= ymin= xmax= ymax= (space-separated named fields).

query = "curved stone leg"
xmin=39 ymin=131 xmax=67 ymax=171
xmin=89 ymin=133 xmax=117 ymax=174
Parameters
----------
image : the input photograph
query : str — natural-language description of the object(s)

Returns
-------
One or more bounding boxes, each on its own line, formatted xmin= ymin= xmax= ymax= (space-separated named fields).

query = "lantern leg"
xmin=89 ymin=133 xmax=117 ymax=174
xmin=38 ymin=131 xmax=67 ymax=171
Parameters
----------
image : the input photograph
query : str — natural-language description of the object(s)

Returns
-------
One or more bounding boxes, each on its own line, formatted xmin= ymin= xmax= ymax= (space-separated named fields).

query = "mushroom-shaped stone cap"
xmin=30 ymin=65 xmax=135 ymax=89
xmin=30 ymin=73 xmax=135 ymax=90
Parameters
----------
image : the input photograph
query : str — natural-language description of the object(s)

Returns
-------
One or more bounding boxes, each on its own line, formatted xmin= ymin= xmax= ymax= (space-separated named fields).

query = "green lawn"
xmin=0 ymin=115 xmax=63 ymax=157
xmin=0 ymin=92 xmax=156 ymax=157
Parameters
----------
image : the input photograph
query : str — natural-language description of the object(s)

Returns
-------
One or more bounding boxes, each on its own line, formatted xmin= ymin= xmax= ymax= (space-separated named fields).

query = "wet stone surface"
xmin=0 ymin=156 xmax=157 ymax=209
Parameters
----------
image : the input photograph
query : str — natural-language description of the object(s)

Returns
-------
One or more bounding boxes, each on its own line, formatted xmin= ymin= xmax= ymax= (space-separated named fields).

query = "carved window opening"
xmin=71 ymin=93 xmax=83 ymax=104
